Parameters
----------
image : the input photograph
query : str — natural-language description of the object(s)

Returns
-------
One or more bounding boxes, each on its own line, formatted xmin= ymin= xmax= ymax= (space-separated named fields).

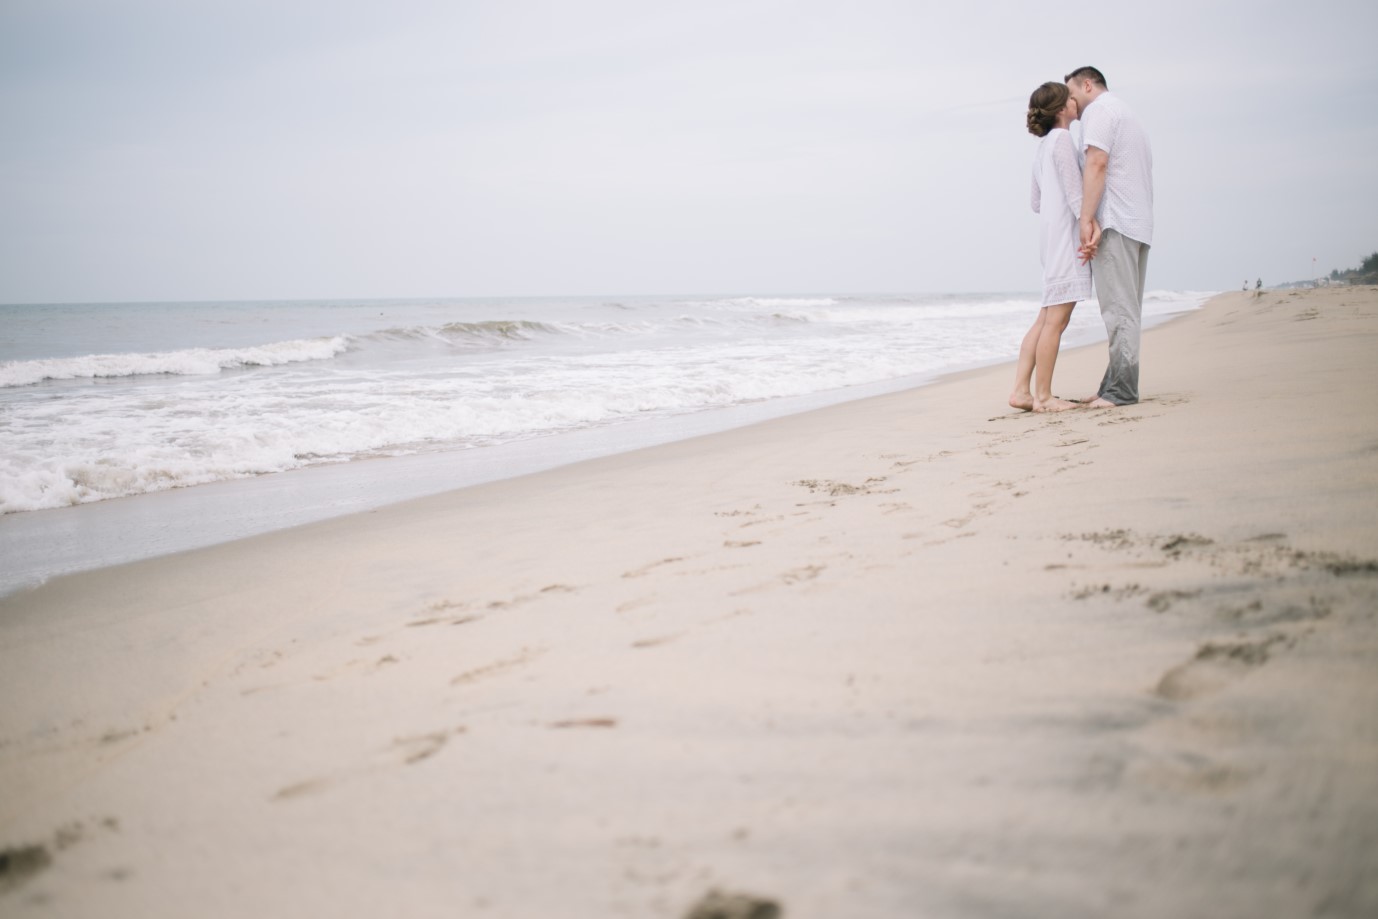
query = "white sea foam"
xmin=0 ymin=336 xmax=1010 ymax=512
xmin=0 ymin=336 xmax=351 ymax=388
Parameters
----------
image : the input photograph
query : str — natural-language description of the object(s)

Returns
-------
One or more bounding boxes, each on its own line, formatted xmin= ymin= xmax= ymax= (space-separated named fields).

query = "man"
xmin=1065 ymin=66 xmax=1153 ymax=407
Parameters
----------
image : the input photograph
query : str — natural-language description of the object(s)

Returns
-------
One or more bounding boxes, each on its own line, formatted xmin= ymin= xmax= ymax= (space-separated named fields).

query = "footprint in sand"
xmin=548 ymin=718 xmax=618 ymax=729
xmin=273 ymin=777 xmax=333 ymax=801
xmin=683 ymin=889 xmax=782 ymax=919
xmin=0 ymin=819 xmax=122 ymax=896
xmin=1155 ymin=635 xmax=1288 ymax=701
xmin=794 ymin=477 xmax=892 ymax=498
xmin=408 ymin=613 xmax=483 ymax=628
xmin=631 ymin=633 xmax=681 ymax=649
xmin=309 ymin=652 xmax=406 ymax=683
xmin=1070 ymin=582 xmax=1146 ymax=601
xmin=616 ymin=595 xmax=656 ymax=614
xmin=715 ymin=505 xmax=763 ymax=518
xmin=1130 ymin=749 xmax=1258 ymax=794
xmin=392 ymin=730 xmax=458 ymax=764
xmin=1145 ymin=589 xmax=1202 ymax=612
xmin=420 ymin=585 xmax=578 ymax=614
xmin=1160 ymin=534 xmax=1214 ymax=557
xmin=736 ymin=515 xmax=785 ymax=530
xmin=450 ymin=648 xmax=543 ymax=686
xmin=728 ymin=564 xmax=824 ymax=595
xmin=409 ymin=597 xmax=483 ymax=628
xmin=273 ymin=728 xmax=466 ymax=801
xmin=0 ymin=845 xmax=51 ymax=895
xmin=781 ymin=565 xmax=824 ymax=584
xmin=622 ymin=557 xmax=687 ymax=579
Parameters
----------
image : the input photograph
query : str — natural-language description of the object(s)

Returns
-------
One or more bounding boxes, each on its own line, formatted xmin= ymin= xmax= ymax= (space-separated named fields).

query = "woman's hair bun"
xmin=1026 ymin=81 xmax=1068 ymax=138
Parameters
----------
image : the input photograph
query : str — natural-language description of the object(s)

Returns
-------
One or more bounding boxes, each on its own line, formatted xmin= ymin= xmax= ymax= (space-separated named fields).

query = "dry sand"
xmin=2 ymin=286 xmax=1376 ymax=918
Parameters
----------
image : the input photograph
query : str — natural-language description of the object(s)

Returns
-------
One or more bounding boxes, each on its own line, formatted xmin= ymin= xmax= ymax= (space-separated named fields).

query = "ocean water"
xmin=0 ymin=290 xmax=1211 ymax=590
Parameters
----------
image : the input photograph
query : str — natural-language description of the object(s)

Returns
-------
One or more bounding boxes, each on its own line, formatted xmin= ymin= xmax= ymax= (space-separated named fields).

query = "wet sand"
xmin=2 ymin=286 xmax=1376 ymax=917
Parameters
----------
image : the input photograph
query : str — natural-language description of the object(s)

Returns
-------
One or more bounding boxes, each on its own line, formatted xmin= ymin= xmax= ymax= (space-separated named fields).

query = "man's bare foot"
xmin=1034 ymin=397 xmax=1079 ymax=413
xmin=1008 ymin=392 xmax=1034 ymax=412
xmin=1083 ymin=397 xmax=1117 ymax=409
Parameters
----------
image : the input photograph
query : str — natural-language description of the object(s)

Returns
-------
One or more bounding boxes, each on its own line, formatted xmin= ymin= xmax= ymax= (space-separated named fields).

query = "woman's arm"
xmin=1051 ymin=131 xmax=1084 ymax=217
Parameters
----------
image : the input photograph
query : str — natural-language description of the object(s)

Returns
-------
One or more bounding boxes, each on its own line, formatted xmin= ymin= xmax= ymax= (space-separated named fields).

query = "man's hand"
xmin=1078 ymin=145 xmax=1108 ymax=264
xmin=1078 ymin=218 xmax=1101 ymax=264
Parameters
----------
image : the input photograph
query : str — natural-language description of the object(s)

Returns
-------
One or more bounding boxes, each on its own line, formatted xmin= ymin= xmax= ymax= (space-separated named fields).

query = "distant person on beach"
xmin=1010 ymin=81 xmax=1093 ymax=414
xmin=1065 ymin=66 xmax=1154 ymax=407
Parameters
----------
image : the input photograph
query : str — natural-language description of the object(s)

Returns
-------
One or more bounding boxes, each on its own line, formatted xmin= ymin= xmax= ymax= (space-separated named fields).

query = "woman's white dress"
xmin=1031 ymin=127 xmax=1093 ymax=306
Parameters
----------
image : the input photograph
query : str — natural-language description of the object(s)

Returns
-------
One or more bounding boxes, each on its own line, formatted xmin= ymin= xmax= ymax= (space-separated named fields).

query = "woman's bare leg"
xmin=1033 ymin=303 xmax=1078 ymax=412
xmin=1010 ymin=308 xmax=1047 ymax=411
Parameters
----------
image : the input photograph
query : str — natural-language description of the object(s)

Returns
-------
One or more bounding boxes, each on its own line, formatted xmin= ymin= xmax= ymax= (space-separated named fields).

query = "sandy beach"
xmin=2 ymin=286 xmax=1376 ymax=917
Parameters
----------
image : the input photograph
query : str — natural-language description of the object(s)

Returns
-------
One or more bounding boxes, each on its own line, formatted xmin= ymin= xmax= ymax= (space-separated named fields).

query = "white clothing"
xmin=1080 ymin=91 xmax=1154 ymax=246
xmin=1031 ymin=127 xmax=1092 ymax=307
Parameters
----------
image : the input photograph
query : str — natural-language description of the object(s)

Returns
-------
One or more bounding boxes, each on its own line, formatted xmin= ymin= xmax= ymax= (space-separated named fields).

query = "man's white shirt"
xmin=1081 ymin=91 xmax=1154 ymax=246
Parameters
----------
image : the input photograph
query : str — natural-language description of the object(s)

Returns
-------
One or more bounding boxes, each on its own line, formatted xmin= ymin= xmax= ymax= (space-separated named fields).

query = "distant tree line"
xmin=1329 ymin=251 xmax=1378 ymax=284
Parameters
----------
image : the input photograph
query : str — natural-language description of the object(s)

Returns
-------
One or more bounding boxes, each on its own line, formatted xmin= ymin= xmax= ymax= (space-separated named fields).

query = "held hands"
xmin=1078 ymin=217 xmax=1101 ymax=264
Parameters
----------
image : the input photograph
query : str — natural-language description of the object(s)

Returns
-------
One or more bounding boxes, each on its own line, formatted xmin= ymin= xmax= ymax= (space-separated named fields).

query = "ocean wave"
xmin=696 ymin=296 xmax=840 ymax=310
xmin=356 ymin=313 xmax=817 ymax=350
xmin=361 ymin=317 xmax=670 ymax=350
xmin=437 ymin=319 xmax=570 ymax=342
xmin=0 ymin=337 xmax=351 ymax=388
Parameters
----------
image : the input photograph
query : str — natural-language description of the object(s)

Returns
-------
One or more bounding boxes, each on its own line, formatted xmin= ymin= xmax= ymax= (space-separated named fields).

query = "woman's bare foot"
xmin=1033 ymin=397 xmax=1079 ymax=413
xmin=1009 ymin=391 xmax=1034 ymax=411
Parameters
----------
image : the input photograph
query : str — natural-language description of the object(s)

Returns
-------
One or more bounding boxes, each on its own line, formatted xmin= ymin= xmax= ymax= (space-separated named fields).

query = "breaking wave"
xmin=0 ymin=337 xmax=351 ymax=388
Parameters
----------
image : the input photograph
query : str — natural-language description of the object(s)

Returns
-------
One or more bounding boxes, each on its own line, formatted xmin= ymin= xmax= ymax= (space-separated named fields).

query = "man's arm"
xmin=1079 ymin=146 xmax=1108 ymax=252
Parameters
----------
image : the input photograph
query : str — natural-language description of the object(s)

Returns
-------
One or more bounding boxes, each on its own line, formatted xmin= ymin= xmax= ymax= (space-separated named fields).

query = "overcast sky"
xmin=2 ymin=0 xmax=1375 ymax=303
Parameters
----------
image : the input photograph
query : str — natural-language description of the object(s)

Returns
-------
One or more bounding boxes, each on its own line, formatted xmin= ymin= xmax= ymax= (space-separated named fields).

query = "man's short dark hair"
xmin=1064 ymin=66 xmax=1107 ymax=88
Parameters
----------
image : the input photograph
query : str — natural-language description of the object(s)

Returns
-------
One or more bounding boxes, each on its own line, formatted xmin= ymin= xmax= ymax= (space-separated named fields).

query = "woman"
xmin=1009 ymin=81 xmax=1095 ymax=413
